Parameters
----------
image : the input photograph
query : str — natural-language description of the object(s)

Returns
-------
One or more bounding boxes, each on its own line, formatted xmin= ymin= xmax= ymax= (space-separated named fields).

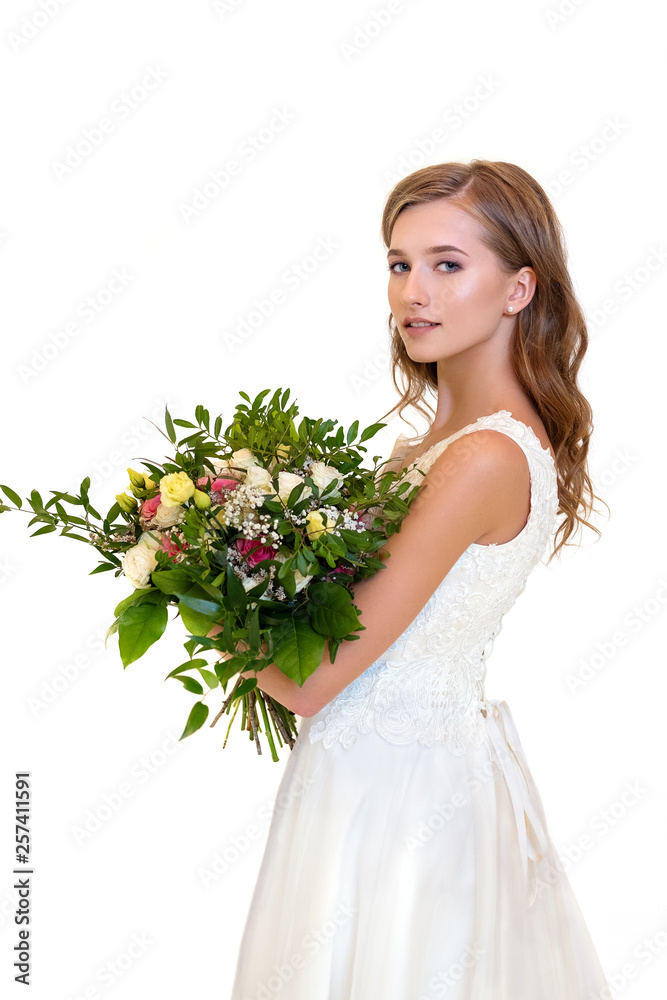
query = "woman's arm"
xmin=212 ymin=429 xmax=531 ymax=718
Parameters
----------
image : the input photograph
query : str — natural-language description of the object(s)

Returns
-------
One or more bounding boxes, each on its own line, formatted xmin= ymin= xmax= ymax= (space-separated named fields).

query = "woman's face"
xmin=387 ymin=198 xmax=525 ymax=366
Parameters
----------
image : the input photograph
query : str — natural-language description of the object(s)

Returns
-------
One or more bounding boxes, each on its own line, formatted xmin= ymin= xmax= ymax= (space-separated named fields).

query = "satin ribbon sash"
xmin=481 ymin=698 xmax=550 ymax=907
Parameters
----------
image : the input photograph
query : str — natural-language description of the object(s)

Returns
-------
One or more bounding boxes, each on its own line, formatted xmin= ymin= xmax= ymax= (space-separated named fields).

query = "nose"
xmin=399 ymin=266 xmax=429 ymax=306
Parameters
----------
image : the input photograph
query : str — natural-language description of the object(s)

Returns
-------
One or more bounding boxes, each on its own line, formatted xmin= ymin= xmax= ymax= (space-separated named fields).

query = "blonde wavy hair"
xmin=377 ymin=159 xmax=606 ymax=560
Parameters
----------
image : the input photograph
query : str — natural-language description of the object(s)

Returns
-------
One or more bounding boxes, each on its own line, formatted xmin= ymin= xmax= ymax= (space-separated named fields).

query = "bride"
xmin=228 ymin=160 xmax=610 ymax=998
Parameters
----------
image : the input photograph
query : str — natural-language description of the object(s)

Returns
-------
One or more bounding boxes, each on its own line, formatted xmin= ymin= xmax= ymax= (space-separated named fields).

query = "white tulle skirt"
xmin=229 ymin=700 xmax=609 ymax=999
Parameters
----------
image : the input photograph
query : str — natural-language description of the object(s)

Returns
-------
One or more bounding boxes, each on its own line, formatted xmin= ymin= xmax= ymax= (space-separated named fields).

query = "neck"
xmin=429 ymin=327 xmax=526 ymax=434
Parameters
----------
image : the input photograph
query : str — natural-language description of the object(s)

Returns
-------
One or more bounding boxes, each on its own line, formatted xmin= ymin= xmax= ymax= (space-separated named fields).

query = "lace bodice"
xmin=307 ymin=410 xmax=559 ymax=755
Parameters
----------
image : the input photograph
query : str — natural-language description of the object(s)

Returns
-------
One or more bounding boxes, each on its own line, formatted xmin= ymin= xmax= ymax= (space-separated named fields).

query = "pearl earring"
xmin=507 ymin=306 xmax=514 ymax=313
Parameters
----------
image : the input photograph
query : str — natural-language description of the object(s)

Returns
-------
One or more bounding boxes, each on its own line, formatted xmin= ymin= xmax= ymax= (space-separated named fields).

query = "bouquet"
xmin=0 ymin=387 xmax=421 ymax=759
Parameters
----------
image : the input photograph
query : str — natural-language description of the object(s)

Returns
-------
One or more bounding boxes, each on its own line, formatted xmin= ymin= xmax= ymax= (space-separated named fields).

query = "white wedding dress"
xmin=229 ymin=410 xmax=610 ymax=999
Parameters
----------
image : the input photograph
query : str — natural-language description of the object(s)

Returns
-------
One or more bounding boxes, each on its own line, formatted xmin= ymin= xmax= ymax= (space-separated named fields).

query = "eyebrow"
xmin=387 ymin=244 xmax=470 ymax=258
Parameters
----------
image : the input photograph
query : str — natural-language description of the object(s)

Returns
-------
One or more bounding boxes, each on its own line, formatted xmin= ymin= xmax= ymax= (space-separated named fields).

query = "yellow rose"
xmin=192 ymin=489 xmax=211 ymax=509
xmin=305 ymin=510 xmax=336 ymax=541
xmin=159 ymin=472 xmax=195 ymax=507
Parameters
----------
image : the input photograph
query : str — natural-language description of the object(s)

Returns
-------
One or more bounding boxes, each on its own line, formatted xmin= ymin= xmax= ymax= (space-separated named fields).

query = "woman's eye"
xmin=387 ymin=260 xmax=460 ymax=273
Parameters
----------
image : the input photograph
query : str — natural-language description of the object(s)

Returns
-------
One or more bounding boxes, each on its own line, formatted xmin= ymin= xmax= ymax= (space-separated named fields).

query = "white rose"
xmin=231 ymin=448 xmax=260 ymax=471
xmin=293 ymin=567 xmax=313 ymax=593
xmin=153 ymin=503 xmax=186 ymax=528
xmin=273 ymin=552 xmax=312 ymax=594
xmin=122 ymin=532 xmax=161 ymax=589
xmin=244 ymin=465 xmax=277 ymax=493
xmin=309 ymin=461 xmax=343 ymax=492
xmin=211 ymin=458 xmax=231 ymax=476
xmin=277 ymin=471 xmax=312 ymax=503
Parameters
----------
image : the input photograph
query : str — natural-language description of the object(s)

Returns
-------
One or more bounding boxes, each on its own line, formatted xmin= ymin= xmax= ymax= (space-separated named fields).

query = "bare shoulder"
xmin=416 ymin=429 xmax=531 ymax=546
xmin=418 ymin=427 xmax=529 ymax=495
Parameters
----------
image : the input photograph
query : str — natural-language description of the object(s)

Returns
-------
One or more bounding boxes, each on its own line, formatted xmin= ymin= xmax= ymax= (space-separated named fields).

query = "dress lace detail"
xmin=308 ymin=411 xmax=559 ymax=754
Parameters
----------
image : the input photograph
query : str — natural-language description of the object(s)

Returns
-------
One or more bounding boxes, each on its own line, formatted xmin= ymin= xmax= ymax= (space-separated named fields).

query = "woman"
xmin=229 ymin=160 xmax=610 ymax=998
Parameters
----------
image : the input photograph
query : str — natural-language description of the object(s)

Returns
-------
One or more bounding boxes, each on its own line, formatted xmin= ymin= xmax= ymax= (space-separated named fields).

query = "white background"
xmin=1 ymin=1 xmax=665 ymax=997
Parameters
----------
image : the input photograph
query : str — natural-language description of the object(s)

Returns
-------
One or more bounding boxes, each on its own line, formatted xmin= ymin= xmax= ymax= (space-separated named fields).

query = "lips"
xmin=404 ymin=316 xmax=440 ymax=329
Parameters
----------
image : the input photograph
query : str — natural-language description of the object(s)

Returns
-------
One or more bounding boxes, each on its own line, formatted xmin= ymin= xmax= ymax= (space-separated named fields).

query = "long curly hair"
xmin=377 ymin=159 xmax=606 ymax=560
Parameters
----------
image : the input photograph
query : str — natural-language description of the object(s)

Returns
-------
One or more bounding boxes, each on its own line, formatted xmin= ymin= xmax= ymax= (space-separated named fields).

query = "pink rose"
xmin=197 ymin=475 xmax=239 ymax=492
xmin=197 ymin=476 xmax=240 ymax=506
xmin=159 ymin=534 xmax=190 ymax=561
xmin=235 ymin=537 xmax=275 ymax=568
xmin=141 ymin=495 xmax=162 ymax=520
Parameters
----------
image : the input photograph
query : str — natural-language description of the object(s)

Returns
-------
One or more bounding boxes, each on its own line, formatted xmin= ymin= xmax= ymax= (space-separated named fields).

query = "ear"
xmin=506 ymin=266 xmax=537 ymax=313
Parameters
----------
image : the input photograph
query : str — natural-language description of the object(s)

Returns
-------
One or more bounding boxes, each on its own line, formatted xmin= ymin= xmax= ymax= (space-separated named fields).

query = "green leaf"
xmin=166 ymin=658 xmax=209 ymax=679
xmin=105 ymin=619 xmax=120 ymax=644
xmin=0 ymin=485 xmax=22 ymax=508
xmin=179 ymin=676 xmax=204 ymax=694
xmin=31 ymin=524 xmax=56 ymax=536
xmin=151 ymin=570 xmax=221 ymax=617
xmin=61 ymin=512 xmax=87 ymax=526
xmin=55 ymin=502 xmax=69 ymax=521
xmin=58 ymin=530 xmax=90 ymax=542
xmin=179 ymin=701 xmax=209 ymax=740
xmin=118 ymin=599 xmax=169 ymax=666
xmin=271 ymin=617 xmax=326 ymax=685
xmin=104 ymin=501 xmax=121 ymax=527
xmin=226 ymin=564 xmax=247 ymax=612
xmin=286 ymin=481 xmax=306 ymax=506
xmin=89 ymin=562 xmax=116 ymax=575
xmin=214 ymin=655 xmax=246 ymax=685
xmin=178 ymin=602 xmax=220 ymax=637
xmin=346 ymin=420 xmax=359 ymax=445
xmin=359 ymin=422 xmax=385 ymax=443
xmin=165 ymin=405 xmax=176 ymax=443
xmin=29 ymin=490 xmax=45 ymax=512
xmin=247 ymin=605 xmax=260 ymax=652
xmin=233 ymin=676 xmax=257 ymax=698
xmin=307 ymin=581 xmax=361 ymax=638
xmin=196 ymin=667 xmax=219 ymax=689
xmin=114 ymin=588 xmax=155 ymax=618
